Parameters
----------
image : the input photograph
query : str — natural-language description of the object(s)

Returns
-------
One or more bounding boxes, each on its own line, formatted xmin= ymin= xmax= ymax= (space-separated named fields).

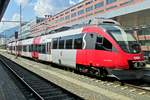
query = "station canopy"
xmin=0 ymin=0 xmax=10 ymax=21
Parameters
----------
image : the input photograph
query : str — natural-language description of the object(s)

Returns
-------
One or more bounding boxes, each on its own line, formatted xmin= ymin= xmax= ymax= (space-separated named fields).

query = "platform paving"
xmin=0 ymin=59 xmax=26 ymax=100
xmin=1 ymin=50 xmax=150 ymax=100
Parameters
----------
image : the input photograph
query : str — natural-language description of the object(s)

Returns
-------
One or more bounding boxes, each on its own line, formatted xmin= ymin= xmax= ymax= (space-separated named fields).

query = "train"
xmin=7 ymin=18 xmax=145 ymax=80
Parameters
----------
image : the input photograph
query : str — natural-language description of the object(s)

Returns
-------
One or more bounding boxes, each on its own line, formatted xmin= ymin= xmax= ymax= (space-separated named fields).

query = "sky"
xmin=0 ymin=0 xmax=83 ymax=33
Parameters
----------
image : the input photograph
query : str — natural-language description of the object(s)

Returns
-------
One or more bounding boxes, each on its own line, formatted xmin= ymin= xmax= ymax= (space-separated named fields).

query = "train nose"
xmin=129 ymin=60 xmax=146 ymax=69
xmin=107 ymin=69 xmax=144 ymax=80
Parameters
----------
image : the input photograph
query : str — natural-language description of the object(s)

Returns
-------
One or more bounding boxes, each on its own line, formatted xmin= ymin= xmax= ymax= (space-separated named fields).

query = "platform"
xmin=1 ymin=50 xmax=150 ymax=100
xmin=0 ymin=59 xmax=26 ymax=100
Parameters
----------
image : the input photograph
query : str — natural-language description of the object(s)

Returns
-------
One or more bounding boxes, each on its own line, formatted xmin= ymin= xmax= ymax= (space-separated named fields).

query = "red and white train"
xmin=7 ymin=18 xmax=145 ymax=80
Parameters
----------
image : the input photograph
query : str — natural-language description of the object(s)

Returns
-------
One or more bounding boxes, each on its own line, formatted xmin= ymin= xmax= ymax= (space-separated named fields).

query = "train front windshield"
xmin=100 ymin=24 xmax=141 ymax=54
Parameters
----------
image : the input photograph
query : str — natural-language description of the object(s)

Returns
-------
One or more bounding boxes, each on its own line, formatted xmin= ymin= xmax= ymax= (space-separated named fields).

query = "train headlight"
xmin=133 ymin=62 xmax=139 ymax=68
xmin=133 ymin=62 xmax=145 ymax=68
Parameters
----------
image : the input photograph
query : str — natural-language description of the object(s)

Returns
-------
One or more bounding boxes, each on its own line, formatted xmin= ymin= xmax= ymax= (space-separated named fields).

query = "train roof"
xmin=88 ymin=18 xmax=120 ymax=25
xmin=8 ymin=18 xmax=120 ymax=45
xmin=21 ymin=38 xmax=33 ymax=45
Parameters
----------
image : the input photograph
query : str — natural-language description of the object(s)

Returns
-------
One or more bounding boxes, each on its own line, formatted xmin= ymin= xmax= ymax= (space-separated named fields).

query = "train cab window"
xmin=95 ymin=36 xmax=112 ymax=51
xmin=96 ymin=36 xmax=103 ymax=43
xmin=59 ymin=40 xmax=64 ymax=49
xmin=53 ymin=40 xmax=58 ymax=49
xmin=103 ymin=38 xmax=112 ymax=50
xmin=74 ymin=38 xmax=82 ymax=49
xmin=65 ymin=39 xmax=73 ymax=49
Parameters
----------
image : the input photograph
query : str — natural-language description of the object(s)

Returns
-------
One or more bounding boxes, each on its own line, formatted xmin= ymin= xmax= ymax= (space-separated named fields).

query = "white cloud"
xmin=12 ymin=13 xmax=20 ymax=21
xmin=15 ymin=0 xmax=29 ymax=7
xmin=34 ymin=0 xmax=84 ymax=17
xmin=34 ymin=0 xmax=53 ymax=17
xmin=69 ymin=0 xmax=76 ymax=5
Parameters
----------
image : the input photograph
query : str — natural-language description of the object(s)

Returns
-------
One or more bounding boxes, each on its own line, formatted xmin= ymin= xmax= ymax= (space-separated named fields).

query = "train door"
xmin=18 ymin=41 xmax=22 ymax=56
xmin=58 ymin=38 xmax=64 ymax=64
xmin=93 ymin=35 xmax=117 ymax=68
xmin=11 ymin=43 xmax=13 ymax=54
xmin=51 ymin=38 xmax=59 ymax=64
xmin=83 ymin=33 xmax=97 ymax=66
xmin=57 ymin=35 xmax=76 ymax=68
xmin=46 ymin=42 xmax=52 ymax=62
xmin=32 ymin=37 xmax=41 ymax=59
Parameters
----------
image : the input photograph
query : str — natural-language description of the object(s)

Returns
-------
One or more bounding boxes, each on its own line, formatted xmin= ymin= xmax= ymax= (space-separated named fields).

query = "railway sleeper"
xmin=38 ymin=88 xmax=58 ymax=93
xmin=38 ymin=89 xmax=60 ymax=94
xmin=36 ymin=87 xmax=57 ymax=91
xmin=44 ymin=94 xmax=71 ymax=100
xmin=26 ymin=81 xmax=49 ymax=85
xmin=31 ymin=86 xmax=51 ymax=90
xmin=40 ymin=91 xmax=64 ymax=97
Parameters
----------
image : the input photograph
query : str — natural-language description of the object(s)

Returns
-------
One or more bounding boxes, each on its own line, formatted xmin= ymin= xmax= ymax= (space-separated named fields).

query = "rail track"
xmin=122 ymin=80 xmax=150 ymax=93
xmin=74 ymin=65 xmax=150 ymax=94
xmin=1 ymin=53 xmax=150 ymax=99
xmin=0 ymin=54 xmax=83 ymax=100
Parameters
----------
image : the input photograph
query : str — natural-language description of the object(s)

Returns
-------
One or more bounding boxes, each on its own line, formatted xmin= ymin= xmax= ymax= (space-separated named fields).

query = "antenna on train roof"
xmin=88 ymin=17 xmax=120 ymax=25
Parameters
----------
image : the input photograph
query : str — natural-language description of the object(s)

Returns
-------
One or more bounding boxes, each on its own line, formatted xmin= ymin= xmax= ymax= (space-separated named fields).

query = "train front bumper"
xmin=128 ymin=60 xmax=146 ymax=69
xmin=107 ymin=68 xmax=144 ymax=80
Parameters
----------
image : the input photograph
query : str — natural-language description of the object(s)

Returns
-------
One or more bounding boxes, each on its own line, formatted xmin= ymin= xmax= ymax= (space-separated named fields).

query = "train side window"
xmin=41 ymin=44 xmax=46 ymax=54
xmin=23 ymin=45 xmax=26 ymax=52
xmin=59 ymin=40 xmax=64 ymax=49
xmin=66 ymin=39 xmax=72 ymax=49
xmin=25 ymin=46 xmax=27 ymax=51
xmin=74 ymin=38 xmax=82 ymax=49
xmin=29 ymin=45 xmax=31 ymax=51
xmin=32 ymin=45 xmax=35 ymax=51
xmin=30 ymin=45 xmax=33 ymax=52
xmin=53 ymin=40 xmax=58 ymax=49
xmin=29 ymin=45 xmax=32 ymax=52
xmin=37 ymin=45 xmax=41 ymax=53
xmin=46 ymin=43 xmax=49 ymax=53
xmin=20 ymin=45 xmax=22 ymax=51
xmin=27 ymin=45 xmax=29 ymax=52
xmin=33 ymin=45 xmax=36 ymax=51
xmin=49 ymin=42 xmax=51 ymax=54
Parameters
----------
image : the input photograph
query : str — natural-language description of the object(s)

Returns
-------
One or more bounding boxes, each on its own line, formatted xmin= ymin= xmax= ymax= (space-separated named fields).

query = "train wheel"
xmin=101 ymin=68 xmax=108 ymax=78
xmin=76 ymin=64 xmax=88 ymax=73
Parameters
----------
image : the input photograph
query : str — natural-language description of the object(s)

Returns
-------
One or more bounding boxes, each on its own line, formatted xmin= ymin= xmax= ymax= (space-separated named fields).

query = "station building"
xmin=19 ymin=17 xmax=46 ymax=39
xmin=28 ymin=0 xmax=150 ymax=56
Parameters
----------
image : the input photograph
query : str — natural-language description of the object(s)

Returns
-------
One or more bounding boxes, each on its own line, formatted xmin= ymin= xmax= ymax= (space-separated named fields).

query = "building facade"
xmin=16 ymin=0 xmax=150 ymax=56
